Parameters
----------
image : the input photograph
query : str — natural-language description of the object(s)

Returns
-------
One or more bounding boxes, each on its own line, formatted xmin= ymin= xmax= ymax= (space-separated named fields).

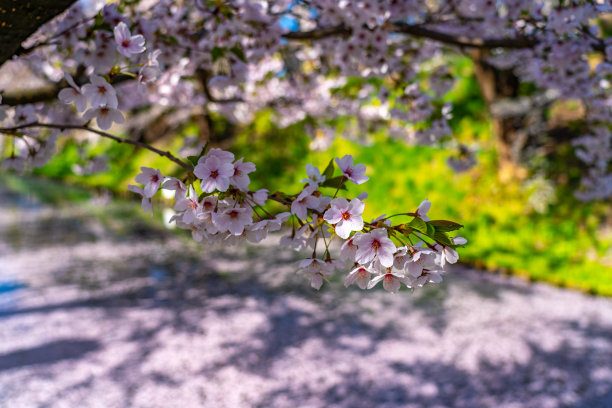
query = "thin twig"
xmin=0 ymin=121 xmax=194 ymax=171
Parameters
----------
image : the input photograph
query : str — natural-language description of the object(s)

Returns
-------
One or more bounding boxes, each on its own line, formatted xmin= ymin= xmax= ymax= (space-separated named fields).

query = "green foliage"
xmin=20 ymin=56 xmax=612 ymax=297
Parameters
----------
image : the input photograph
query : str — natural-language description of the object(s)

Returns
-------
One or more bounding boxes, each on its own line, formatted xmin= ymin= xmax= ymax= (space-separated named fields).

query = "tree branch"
xmin=282 ymin=25 xmax=349 ymax=40
xmin=0 ymin=122 xmax=194 ymax=171
xmin=390 ymin=22 xmax=536 ymax=49
xmin=282 ymin=22 xmax=537 ymax=49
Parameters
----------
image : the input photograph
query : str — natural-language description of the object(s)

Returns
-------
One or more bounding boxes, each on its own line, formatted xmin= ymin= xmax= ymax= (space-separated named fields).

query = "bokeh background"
xmin=4 ymin=52 xmax=610 ymax=295
xmin=1 ymin=6 xmax=612 ymax=408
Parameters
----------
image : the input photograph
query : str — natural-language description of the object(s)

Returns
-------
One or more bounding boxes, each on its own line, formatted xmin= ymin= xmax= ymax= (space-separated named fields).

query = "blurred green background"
xmin=4 ymin=56 xmax=612 ymax=296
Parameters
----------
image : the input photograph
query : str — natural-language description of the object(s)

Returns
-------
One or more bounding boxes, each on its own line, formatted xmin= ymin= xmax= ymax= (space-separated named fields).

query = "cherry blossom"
xmin=291 ymin=185 xmax=320 ymax=220
xmin=335 ymin=155 xmax=369 ymax=185
xmin=415 ymin=199 xmax=431 ymax=222
xmin=1 ymin=155 xmax=26 ymax=172
xmin=406 ymin=247 xmax=440 ymax=279
xmin=230 ymin=158 xmax=256 ymax=191
xmin=300 ymin=164 xmax=326 ymax=186
xmin=247 ymin=189 xmax=269 ymax=206
xmin=13 ymin=105 xmax=37 ymax=125
xmin=127 ymin=184 xmax=153 ymax=213
xmin=433 ymin=243 xmax=459 ymax=267
xmin=58 ymin=73 xmax=88 ymax=112
xmin=194 ymin=156 xmax=235 ymax=193
xmin=82 ymin=106 xmax=124 ymax=130
xmin=82 ymin=76 xmax=118 ymax=109
xmin=174 ymin=186 xmax=201 ymax=224
xmin=134 ymin=167 xmax=163 ymax=198
xmin=339 ymin=234 xmax=360 ymax=263
xmin=354 ymin=228 xmax=396 ymax=268
xmin=323 ymin=197 xmax=365 ymax=239
xmin=344 ymin=266 xmax=374 ymax=290
xmin=161 ymin=177 xmax=187 ymax=200
xmin=297 ymin=258 xmax=334 ymax=290
xmin=0 ymin=1 xmax=498 ymax=294
xmin=367 ymin=272 xmax=411 ymax=293
xmin=212 ymin=206 xmax=253 ymax=235
xmin=113 ymin=22 xmax=146 ymax=57
xmin=453 ymin=236 xmax=468 ymax=246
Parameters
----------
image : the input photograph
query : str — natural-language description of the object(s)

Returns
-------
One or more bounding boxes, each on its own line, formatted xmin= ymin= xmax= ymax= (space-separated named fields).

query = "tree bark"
xmin=0 ymin=0 xmax=76 ymax=68
xmin=470 ymin=49 xmax=529 ymax=180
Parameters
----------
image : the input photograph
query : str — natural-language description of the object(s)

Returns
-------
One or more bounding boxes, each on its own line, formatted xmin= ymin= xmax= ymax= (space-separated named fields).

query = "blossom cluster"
xmin=0 ymin=16 xmax=162 ymax=170
xmin=0 ymin=97 xmax=58 ymax=171
xmin=56 ymin=21 xmax=162 ymax=130
xmin=2 ymin=1 xmax=611 ymax=199
xmin=129 ymin=149 xmax=466 ymax=293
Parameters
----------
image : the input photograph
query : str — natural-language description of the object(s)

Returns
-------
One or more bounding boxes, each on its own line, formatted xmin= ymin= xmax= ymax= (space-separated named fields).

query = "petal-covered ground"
xmin=1 ymin=187 xmax=612 ymax=408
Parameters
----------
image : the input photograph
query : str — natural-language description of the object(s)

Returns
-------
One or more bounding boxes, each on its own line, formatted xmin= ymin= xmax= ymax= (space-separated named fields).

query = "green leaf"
xmin=408 ymin=217 xmax=427 ymax=234
xmin=186 ymin=143 xmax=210 ymax=167
xmin=230 ymin=46 xmax=246 ymax=63
xmin=322 ymin=159 xmax=335 ymax=179
xmin=433 ymin=231 xmax=454 ymax=247
xmin=211 ymin=46 xmax=224 ymax=62
xmin=187 ymin=156 xmax=199 ymax=166
xmin=321 ymin=176 xmax=347 ymax=190
xmin=94 ymin=13 xmax=104 ymax=28
xmin=429 ymin=220 xmax=464 ymax=232
xmin=426 ymin=223 xmax=436 ymax=237
xmin=160 ymin=33 xmax=179 ymax=45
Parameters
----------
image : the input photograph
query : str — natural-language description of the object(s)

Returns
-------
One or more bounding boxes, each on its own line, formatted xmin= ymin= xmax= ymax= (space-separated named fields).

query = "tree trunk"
xmin=470 ymin=49 xmax=528 ymax=181
xmin=0 ymin=0 xmax=77 ymax=68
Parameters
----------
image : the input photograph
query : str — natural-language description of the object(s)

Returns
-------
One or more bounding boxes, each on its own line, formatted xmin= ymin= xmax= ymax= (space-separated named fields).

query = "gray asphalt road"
xmin=1 ymin=188 xmax=612 ymax=408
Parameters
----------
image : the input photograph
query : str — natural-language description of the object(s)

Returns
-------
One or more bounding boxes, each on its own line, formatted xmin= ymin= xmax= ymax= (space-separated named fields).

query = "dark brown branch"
xmin=283 ymin=22 xmax=537 ymax=49
xmin=390 ymin=22 xmax=536 ymax=49
xmin=282 ymin=25 xmax=349 ymax=40
xmin=1 ymin=84 xmax=63 ymax=106
xmin=0 ymin=122 xmax=194 ymax=171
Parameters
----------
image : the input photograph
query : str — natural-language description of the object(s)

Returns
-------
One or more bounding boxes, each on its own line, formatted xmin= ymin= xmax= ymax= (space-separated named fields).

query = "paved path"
xmin=1 ymin=187 xmax=612 ymax=408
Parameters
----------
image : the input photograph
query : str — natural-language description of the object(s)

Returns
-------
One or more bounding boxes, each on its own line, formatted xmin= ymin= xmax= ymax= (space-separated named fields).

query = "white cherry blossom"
xmin=194 ymin=156 xmax=235 ymax=193
xmin=367 ymin=272 xmax=411 ymax=293
xmin=13 ymin=105 xmax=37 ymax=124
xmin=415 ymin=199 xmax=431 ymax=221
xmin=297 ymin=258 xmax=334 ymax=290
xmin=114 ymin=22 xmax=146 ymax=57
xmin=230 ymin=158 xmax=256 ymax=191
xmin=335 ymin=155 xmax=369 ymax=185
xmin=134 ymin=167 xmax=163 ymax=198
xmin=128 ymin=184 xmax=153 ymax=213
xmin=212 ymin=206 xmax=253 ymax=235
xmin=323 ymin=197 xmax=365 ymax=239
xmin=82 ymin=106 xmax=124 ymax=130
xmin=291 ymin=185 xmax=320 ymax=220
xmin=300 ymin=164 xmax=326 ymax=186
xmin=82 ymin=76 xmax=118 ymax=109
xmin=174 ymin=186 xmax=201 ymax=224
xmin=58 ymin=73 xmax=88 ymax=112
xmin=354 ymin=228 xmax=396 ymax=268
xmin=162 ymin=177 xmax=187 ymax=200
xmin=344 ymin=266 xmax=374 ymax=289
